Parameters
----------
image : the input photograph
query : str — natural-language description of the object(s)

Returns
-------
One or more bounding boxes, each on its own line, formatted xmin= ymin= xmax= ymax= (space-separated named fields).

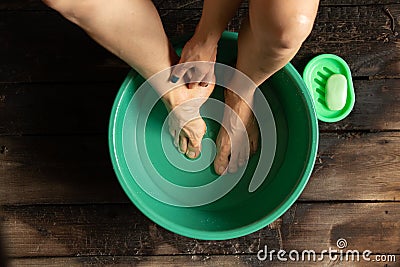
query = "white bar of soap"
xmin=325 ymin=74 xmax=347 ymax=111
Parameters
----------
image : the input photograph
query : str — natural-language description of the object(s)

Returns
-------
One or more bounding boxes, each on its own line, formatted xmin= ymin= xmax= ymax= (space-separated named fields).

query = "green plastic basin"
xmin=109 ymin=31 xmax=318 ymax=240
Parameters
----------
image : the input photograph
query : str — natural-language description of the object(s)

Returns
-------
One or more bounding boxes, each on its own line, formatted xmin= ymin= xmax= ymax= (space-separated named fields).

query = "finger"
xmin=187 ymin=82 xmax=197 ymax=89
xmin=187 ymin=67 xmax=207 ymax=89
xmin=198 ymin=82 xmax=209 ymax=87
xmin=170 ymin=63 xmax=190 ymax=83
xmin=200 ymin=70 xmax=214 ymax=87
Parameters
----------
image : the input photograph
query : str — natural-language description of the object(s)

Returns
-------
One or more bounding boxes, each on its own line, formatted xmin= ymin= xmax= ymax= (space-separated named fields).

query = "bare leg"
xmin=214 ymin=0 xmax=319 ymax=174
xmin=43 ymin=0 xmax=176 ymax=78
xmin=43 ymin=0 xmax=213 ymax=158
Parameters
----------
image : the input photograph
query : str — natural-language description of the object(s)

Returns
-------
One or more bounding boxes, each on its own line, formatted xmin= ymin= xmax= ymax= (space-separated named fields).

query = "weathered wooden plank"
xmin=0 ymin=229 xmax=6 ymax=267
xmin=0 ymin=79 xmax=398 ymax=136
xmin=0 ymin=82 xmax=120 ymax=135
xmin=0 ymin=12 xmax=129 ymax=83
xmin=0 ymin=136 xmax=128 ymax=205
xmin=0 ymin=132 xmax=399 ymax=205
xmin=295 ymin=5 xmax=400 ymax=79
xmin=1 ymin=203 xmax=399 ymax=257
xmin=8 ymin=254 xmax=399 ymax=267
xmin=0 ymin=5 xmax=398 ymax=82
xmin=0 ymin=0 xmax=398 ymax=11
xmin=301 ymin=131 xmax=400 ymax=201
xmin=318 ymin=79 xmax=400 ymax=131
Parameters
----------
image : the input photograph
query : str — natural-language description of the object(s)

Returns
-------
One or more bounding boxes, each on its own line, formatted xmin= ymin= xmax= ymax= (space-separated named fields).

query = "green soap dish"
xmin=303 ymin=54 xmax=355 ymax=123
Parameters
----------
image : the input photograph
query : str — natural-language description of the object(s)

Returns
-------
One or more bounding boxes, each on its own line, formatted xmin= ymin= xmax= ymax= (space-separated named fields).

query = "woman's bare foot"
xmin=163 ymin=82 xmax=215 ymax=159
xmin=214 ymin=89 xmax=259 ymax=175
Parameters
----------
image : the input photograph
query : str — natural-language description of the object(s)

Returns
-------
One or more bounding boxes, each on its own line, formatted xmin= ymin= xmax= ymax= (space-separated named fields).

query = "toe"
xmin=186 ymin=145 xmax=200 ymax=159
xmin=249 ymin=124 xmax=259 ymax=155
xmin=228 ymin=149 xmax=240 ymax=173
xmin=181 ymin=118 xmax=206 ymax=159
xmin=186 ymin=138 xmax=201 ymax=159
xmin=214 ymin=143 xmax=230 ymax=175
xmin=237 ymin=147 xmax=249 ymax=167
xmin=238 ymin=157 xmax=246 ymax=167
xmin=250 ymin=137 xmax=259 ymax=155
xmin=228 ymin=162 xmax=238 ymax=173
xmin=250 ymin=141 xmax=257 ymax=155
xmin=179 ymin=135 xmax=188 ymax=154
xmin=170 ymin=130 xmax=179 ymax=148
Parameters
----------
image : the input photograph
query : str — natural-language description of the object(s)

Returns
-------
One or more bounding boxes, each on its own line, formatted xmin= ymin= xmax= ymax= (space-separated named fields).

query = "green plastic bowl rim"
xmin=108 ymin=32 xmax=318 ymax=240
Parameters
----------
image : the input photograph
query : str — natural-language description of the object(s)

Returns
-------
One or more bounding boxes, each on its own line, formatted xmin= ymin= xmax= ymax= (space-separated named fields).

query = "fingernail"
xmin=218 ymin=166 xmax=225 ymax=174
xmin=188 ymin=151 xmax=196 ymax=158
xmin=171 ymin=75 xmax=179 ymax=83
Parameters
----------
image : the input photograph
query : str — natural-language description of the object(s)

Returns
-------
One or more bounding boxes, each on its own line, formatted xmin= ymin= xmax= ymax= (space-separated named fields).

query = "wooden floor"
xmin=1 ymin=0 xmax=399 ymax=266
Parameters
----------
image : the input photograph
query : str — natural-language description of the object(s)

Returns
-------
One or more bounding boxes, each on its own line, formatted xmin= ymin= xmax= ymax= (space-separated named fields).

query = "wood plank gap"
xmin=0 ymin=133 xmax=108 ymax=138
xmin=319 ymin=129 xmax=400 ymax=134
xmin=352 ymin=76 xmax=372 ymax=81
xmin=371 ymin=76 xmax=400 ymax=80
xmin=320 ymin=3 xmax=400 ymax=8
xmin=7 ymin=252 xmax=400 ymax=259
xmin=3 ymin=198 xmax=400 ymax=210
xmin=297 ymin=199 xmax=400 ymax=204
xmin=0 ymin=81 xmax=122 ymax=86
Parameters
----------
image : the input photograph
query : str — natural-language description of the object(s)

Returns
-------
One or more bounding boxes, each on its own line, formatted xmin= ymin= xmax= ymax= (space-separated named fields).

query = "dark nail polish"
xmin=171 ymin=75 xmax=179 ymax=83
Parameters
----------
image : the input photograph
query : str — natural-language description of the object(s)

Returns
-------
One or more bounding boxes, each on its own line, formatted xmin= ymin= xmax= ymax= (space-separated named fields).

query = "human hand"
xmin=170 ymin=33 xmax=218 ymax=89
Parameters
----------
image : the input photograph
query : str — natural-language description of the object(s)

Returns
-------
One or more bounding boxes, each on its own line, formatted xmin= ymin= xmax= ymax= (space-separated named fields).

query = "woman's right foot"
xmin=162 ymin=82 xmax=214 ymax=159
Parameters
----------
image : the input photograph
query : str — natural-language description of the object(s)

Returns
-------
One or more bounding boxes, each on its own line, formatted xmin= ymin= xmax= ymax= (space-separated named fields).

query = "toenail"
xmin=188 ymin=151 xmax=195 ymax=158
xmin=218 ymin=166 xmax=225 ymax=174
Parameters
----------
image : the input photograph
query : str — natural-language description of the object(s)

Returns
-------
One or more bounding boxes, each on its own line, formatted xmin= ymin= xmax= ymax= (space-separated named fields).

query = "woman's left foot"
xmin=214 ymin=89 xmax=259 ymax=175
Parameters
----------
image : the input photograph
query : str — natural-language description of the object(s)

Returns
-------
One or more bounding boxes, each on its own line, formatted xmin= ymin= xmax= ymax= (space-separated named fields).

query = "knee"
xmin=253 ymin=12 xmax=315 ymax=51
xmin=42 ymin=0 xmax=94 ymax=25
xmin=273 ymin=16 xmax=314 ymax=50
